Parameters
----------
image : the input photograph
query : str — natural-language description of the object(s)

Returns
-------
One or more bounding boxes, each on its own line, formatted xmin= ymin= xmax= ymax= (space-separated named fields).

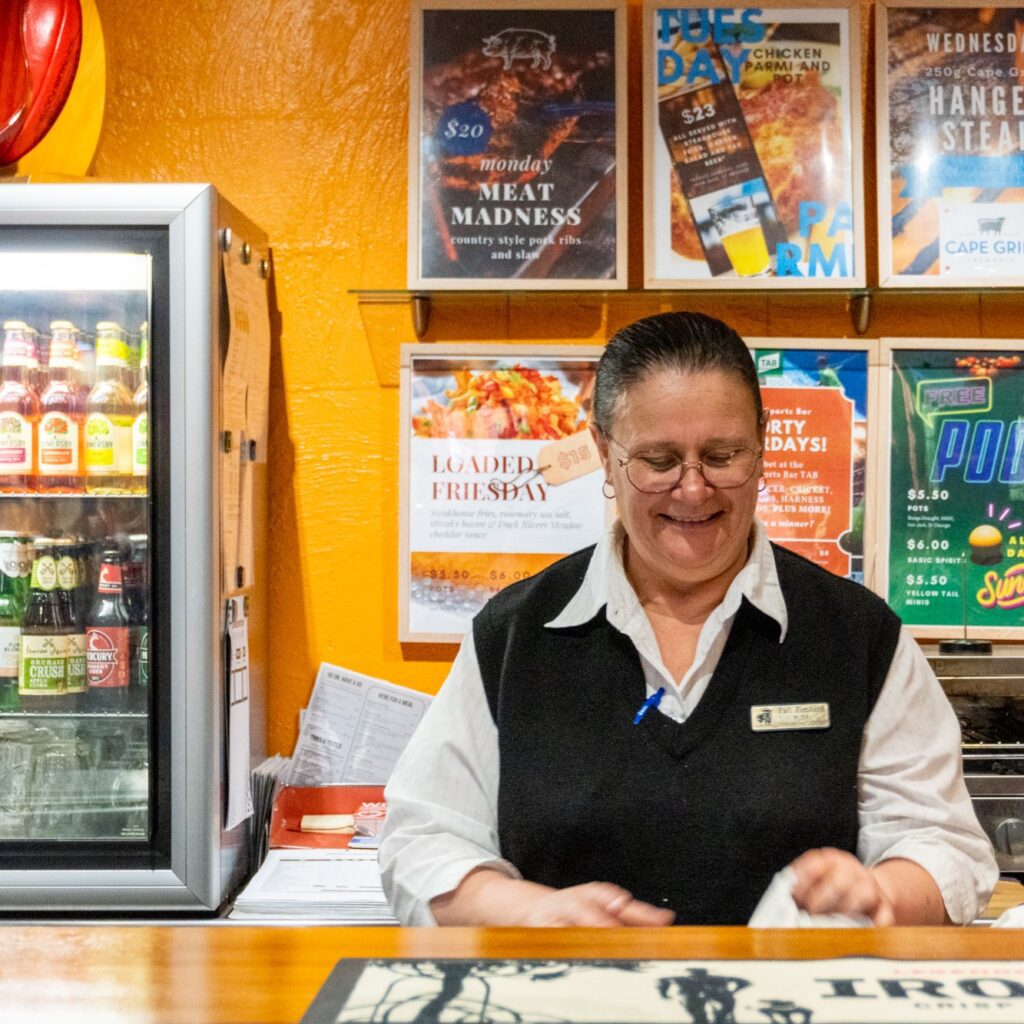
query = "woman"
xmin=380 ymin=312 xmax=996 ymax=927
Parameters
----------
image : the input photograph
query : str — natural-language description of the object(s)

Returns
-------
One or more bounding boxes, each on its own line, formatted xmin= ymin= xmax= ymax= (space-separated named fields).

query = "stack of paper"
xmin=230 ymin=849 xmax=397 ymax=924
xmin=250 ymin=754 xmax=290 ymax=867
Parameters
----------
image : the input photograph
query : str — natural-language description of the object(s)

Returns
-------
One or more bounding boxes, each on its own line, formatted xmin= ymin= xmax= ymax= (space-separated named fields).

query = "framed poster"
xmin=408 ymin=1 xmax=627 ymax=290
xmin=750 ymin=339 xmax=877 ymax=586
xmin=643 ymin=1 xmax=865 ymax=288
xmin=877 ymin=2 xmax=1024 ymax=287
xmin=876 ymin=338 xmax=1024 ymax=639
xmin=399 ymin=344 xmax=607 ymax=642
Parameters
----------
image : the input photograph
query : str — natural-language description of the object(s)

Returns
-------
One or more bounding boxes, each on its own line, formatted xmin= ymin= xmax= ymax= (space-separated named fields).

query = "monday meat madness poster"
xmin=410 ymin=3 xmax=625 ymax=287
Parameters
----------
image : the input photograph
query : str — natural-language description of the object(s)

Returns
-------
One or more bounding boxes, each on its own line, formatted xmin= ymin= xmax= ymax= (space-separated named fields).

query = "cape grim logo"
xmin=482 ymin=28 xmax=556 ymax=70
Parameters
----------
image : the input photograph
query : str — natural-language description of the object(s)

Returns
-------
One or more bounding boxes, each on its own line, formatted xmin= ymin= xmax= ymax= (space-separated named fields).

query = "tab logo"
xmin=757 ymin=351 xmax=781 ymax=375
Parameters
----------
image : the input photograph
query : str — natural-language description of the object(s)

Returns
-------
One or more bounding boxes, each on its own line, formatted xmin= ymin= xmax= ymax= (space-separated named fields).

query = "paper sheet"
xmin=286 ymin=664 xmax=431 ymax=787
xmin=225 ymin=596 xmax=254 ymax=830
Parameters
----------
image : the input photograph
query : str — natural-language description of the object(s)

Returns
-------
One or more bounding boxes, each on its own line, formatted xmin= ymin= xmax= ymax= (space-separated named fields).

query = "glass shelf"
xmin=0 ymin=493 xmax=147 ymax=500
xmin=0 ymin=711 xmax=148 ymax=720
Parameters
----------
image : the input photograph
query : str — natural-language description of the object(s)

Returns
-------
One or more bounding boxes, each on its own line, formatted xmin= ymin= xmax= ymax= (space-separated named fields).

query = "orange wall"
xmin=89 ymin=1 xmax=1019 ymax=754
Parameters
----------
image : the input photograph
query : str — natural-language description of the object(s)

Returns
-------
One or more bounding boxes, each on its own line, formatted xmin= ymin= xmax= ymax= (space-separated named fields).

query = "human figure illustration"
xmin=758 ymin=998 xmax=814 ymax=1024
xmin=659 ymin=967 xmax=751 ymax=1024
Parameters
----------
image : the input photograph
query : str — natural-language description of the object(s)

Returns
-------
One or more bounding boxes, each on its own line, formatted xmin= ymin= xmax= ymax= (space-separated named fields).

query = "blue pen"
xmin=633 ymin=686 xmax=665 ymax=725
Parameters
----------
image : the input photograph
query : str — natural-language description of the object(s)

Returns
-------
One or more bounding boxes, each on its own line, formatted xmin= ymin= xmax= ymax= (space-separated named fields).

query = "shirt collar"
xmin=545 ymin=517 xmax=789 ymax=641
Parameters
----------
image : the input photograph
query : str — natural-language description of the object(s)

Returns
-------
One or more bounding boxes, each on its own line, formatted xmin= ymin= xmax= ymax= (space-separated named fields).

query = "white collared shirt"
xmin=380 ymin=522 xmax=998 ymax=926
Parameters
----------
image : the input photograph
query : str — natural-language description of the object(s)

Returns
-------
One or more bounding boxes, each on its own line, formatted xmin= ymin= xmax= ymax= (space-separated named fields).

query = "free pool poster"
xmin=302 ymin=957 xmax=1024 ymax=1024
xmin=401 ymin=350 xmax=604 ymax=641
xmin=879 ymin=4 xmax=1024 ymax=286
xmin=753 ymin=346 xmax=868 ymax=582
xmin=885 ymin=344 xmax=1024 ymax=635
xmin=409 ymin=2 xmax=626 ymax=288
xmin=645 ymin=2 xmax=864 ymax=288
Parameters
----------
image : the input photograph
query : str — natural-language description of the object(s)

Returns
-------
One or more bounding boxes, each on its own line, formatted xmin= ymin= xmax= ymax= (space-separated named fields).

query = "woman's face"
xmin=594 ymin=369 xmax=765 ymax=597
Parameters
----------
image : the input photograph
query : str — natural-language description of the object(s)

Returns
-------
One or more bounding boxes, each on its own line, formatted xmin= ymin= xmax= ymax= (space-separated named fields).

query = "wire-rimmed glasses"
xmin=606 ymin=436 xmax=762 ymax=493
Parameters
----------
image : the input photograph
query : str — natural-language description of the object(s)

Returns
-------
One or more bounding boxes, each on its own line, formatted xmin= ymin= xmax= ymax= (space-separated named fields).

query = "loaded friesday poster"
xmin=409 ymin=1 xmax=627 ymax=289
xmin=643 ymin=1 xmax=865 ymax=288
xmin=877 ymin=2 xmax=1024 ymax=286
xmin=301 ymin=957 xmax=1024 ymax=1024
xmin=750 ymin=339 xmax=875 ymax=585
xmin=399 ymin=345 xmax=606 ymax=642
xmin=877 ymin=339 xmax=1024 ymax=639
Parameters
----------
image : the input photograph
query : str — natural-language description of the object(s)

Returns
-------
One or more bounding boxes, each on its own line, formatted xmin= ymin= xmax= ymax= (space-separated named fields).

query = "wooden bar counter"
xmin=1 ymin=925 xmax=1023 ymax=1023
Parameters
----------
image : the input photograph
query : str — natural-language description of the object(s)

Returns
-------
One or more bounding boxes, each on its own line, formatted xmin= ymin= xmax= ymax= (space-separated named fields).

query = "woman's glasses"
xmin=606 ymin=436 xmax=762 ymax=493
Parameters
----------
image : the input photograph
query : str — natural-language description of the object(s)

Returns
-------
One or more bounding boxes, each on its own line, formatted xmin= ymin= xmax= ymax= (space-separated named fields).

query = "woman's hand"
xmin=430 ymin=869 xmax=675 ymax=927
xmin=788 ymin=848 xmax=896 ymax=926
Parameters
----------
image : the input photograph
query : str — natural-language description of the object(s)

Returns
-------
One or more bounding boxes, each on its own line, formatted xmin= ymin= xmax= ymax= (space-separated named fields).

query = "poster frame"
xmin=876 ymin=0 xmax=1024 ymax=288
xmin=873 ymin=336 xmax=1024 ymax=640
xmin=407 ymin=0 xmax=628 ymax=291
xmin=399 ymin=342 xmax=606 ymax=643
xmin=642 ymin=0 xmax=866 ymax=290
xmin=746 ymin=336 xmax=880 ymax=590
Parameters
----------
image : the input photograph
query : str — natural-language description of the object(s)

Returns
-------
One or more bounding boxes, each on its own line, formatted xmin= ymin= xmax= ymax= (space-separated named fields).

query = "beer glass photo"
xmin=708 ymin=193 xmax=772 ymax=278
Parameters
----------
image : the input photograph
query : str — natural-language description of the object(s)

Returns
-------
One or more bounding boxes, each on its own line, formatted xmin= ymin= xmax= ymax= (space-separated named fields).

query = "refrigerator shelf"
xmin=0 ymin=711 xmax=148 ymax=720
xmin=0 ymin=494 xmax=147 ymax=500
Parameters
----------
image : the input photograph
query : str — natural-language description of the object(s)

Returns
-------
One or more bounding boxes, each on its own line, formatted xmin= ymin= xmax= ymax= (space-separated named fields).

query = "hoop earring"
xmin=757 ymin=475 xmax=767 ymax=493
xmin=602 ymin=479 xmax=615 ymax=499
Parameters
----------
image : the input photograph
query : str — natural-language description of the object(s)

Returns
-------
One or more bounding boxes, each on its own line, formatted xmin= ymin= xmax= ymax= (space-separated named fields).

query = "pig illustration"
xmin=482 ymin=28 xmax=556 ymax=70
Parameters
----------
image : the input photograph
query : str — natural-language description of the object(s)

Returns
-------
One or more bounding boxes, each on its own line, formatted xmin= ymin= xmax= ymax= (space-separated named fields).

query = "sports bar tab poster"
xmin=408 ymin=1 xmax=626 ymax=289
xmin=878 ymin=2 xmax=1024 ymax=286
xmin=751 ymin=341 xmax=871 ymax=583
xmin=643 ymin=1 xmax=865 ymax=289
xmin=882 ymin=340 xmax=1024 ymax=638
xmin=399 ymin=346 xmax=605 ymax=642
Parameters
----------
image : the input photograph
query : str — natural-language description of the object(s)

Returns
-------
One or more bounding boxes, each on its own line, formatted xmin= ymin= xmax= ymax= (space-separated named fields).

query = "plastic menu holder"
xmin=269 ymin=784 xmax=386 ymax=851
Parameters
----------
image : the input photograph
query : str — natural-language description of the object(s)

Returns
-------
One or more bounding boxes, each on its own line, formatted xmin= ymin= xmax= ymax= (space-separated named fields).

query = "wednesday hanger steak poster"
xmin=302 ymin=957 xmax=1024 ymax=1024
xmin=409 ymin=1 xmax=627 ymax=289
xmin=880 ymin=340 xmax=1024 ymax=638
xmin=878 ymin=2 xmax=1024 ymax=286
xmin=399 ymin=345 xmax=605 ymax=642
xmin=644 ymin=1 xmax=865 ymax=288
xmin=751 ymin=341 xmax=871 ymax=584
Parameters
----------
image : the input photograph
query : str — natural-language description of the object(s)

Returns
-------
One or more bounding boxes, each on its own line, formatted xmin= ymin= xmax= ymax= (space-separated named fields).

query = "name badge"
xmin=750 ymin=702 xmax=831 ymax=732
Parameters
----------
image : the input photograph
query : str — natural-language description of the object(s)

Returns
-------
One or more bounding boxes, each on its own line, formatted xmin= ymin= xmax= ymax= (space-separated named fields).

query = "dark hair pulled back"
xmin=592 ymin=311 xmax=763 ymax=435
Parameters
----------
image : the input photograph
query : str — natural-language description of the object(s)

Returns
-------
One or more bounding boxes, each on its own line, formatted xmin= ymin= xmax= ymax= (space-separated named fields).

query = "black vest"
xmin=473 ymin=543 xmax=901 ymax=925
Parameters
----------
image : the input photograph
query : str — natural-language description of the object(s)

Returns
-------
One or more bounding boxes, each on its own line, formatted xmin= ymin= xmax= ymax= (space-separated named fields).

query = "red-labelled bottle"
xmin=37 ymin=321 xmax=86 ymax=493
xmin=0 ymin=321 xmax=40 ymax=493
xmin=86 ymin=546 xmax=131 ymax=712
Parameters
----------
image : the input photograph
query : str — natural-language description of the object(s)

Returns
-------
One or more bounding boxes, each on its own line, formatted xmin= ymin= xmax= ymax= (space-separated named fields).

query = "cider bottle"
xmin=54 ymin=539 xmax=87 ymax=711
xmin=18 ymin=540 xmax=68 ymax=713
xmin=85 ymin=322 xmax=134 ymax=495
xmin=131 ymin=323 xmax=149 ymax=495
xmin=0 ymin=321 xmax=40 ymax=493
xmin=37 ymin=321 xmax=85 ymax=494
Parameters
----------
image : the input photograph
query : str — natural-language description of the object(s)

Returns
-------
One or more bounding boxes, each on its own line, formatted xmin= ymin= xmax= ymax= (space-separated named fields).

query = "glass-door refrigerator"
xmin=0 ymin=183 xmax=268 ymax=911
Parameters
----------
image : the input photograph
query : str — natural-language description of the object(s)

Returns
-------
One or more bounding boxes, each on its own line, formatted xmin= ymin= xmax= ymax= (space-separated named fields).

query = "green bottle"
xmin=0 ymin=532 xmax=31 ymax=711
